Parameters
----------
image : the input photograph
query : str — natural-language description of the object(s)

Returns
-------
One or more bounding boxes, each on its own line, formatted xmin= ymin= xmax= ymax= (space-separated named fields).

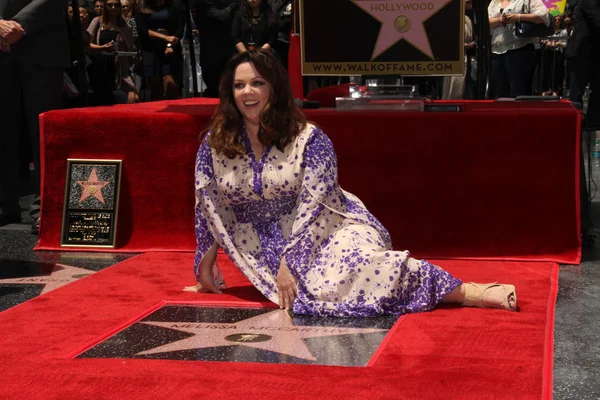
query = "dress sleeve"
xmin=487 ymin=0 xmax=498 ymax=18
xmin=11 ymin=0 xmax=67 ymax=37
xmin=200 ymin=0 xmax=237 ymax=21
xmin=280 ymin=127 xmax=391 ymax=279
xmin=231 ymin=10 xmax=242 ymax=44
xmin=267 ymin=15 xmax=279 ymax=47
xmin=87 ymin=17 xmax=100 ymax=43
xmin=530 ymin=0 xmax=550 ymax=26
xmin=193 ymin=137 xmax=217 ymax=280
xmin=173 ymin=0 xmax=185 ymax=39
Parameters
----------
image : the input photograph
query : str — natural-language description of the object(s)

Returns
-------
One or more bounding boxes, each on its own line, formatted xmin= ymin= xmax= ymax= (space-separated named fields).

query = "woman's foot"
xmin=462 ymin=283 xmax=517 ymax=311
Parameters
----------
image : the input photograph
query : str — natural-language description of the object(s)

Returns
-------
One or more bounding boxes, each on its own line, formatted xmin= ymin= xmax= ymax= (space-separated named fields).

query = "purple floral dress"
xmin=194 ymin=124 xmax=461 ymax=317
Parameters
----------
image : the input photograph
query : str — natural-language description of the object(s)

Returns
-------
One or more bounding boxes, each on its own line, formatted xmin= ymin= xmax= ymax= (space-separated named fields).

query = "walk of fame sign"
xmin=76 ymin=305 xmax=401 ymax=366
xmin=61 ymin=159 xmax=122 ymax=248
xmin=300 ymin=0 xmax=464 ymax=76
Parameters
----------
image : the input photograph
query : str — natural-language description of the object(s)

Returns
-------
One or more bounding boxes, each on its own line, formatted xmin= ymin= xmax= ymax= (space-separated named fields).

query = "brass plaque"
xmin=60 ymin=159 xmax=122 ymax=248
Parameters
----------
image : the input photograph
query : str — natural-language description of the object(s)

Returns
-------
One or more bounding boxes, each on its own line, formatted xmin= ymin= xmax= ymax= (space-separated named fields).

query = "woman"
xmin=87 ymin=0 xmax=137 ymax=103
xmin=562 ymin=12 xmax=574 ymax=94
xmin=186 ymin=50 xmax=517 ymax=317
xmin=121 ymin=0 xmax=139 ymax=46
xmin=488 ymin=0 xmax=550 ymax=98
xmin=541 ymin=14 xmax=567 ymax=96
xmin=93 ymin=0 xmax=104 ymax=17
xmin=231 ymin=0 xmax=278 ymax=54
xmin=79 ymin=7 xmax=91 ymax=30
xmin=135 ymin=0 xmax=185 ymax=100
xmin=442 ymin=6 xmax=476 ymax=99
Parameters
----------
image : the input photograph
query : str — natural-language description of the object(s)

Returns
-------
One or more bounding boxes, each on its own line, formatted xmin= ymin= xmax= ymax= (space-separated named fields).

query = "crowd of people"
xmin=441 ymin=0 xmax=577 ymax=100
xmin=60 ymin=0 xmax=292 ymax=105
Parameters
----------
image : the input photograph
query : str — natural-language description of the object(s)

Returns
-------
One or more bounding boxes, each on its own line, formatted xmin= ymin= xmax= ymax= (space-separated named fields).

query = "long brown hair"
xmin=201 ymin=50 xmax=306 ymax=158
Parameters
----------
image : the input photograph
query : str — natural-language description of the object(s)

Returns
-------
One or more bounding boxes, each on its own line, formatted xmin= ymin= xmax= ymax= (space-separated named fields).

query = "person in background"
xmin=442 ymin=0 xmax=476 ymax=99
xmin=231 ymin=0 xmax=278 ymax=54
xmin=121 ymin=0 xmax=138 ymax=45
xmin=68 ymin=4 xmax=75 ymax=20
xmin=93 ymin=0 xmax=104 ymax=16
xmin=88 ymin=0 xmax=137 ymax=103
xmin=80 ymin=7 xmax=91 ymax=30
xmin=541 ymin=14 xmax=567 ymax=96
xmin=563 ymin=11 xmax=574 ymax=93
xmin=566 ymin=0 xmax=600 ymax=129
xmin=563 ymin=11 xmax=574 ymax=34
xmin=488 ymin=0 xmax=550 ymax=98
xmin=135 ymin=0 xmax=185 ymax=100
xmin=0 ymin=0 xmax=70 ymax=231
xmin=193 ymin=0 xmax=238 ymax=98
xmin=269 ymin=0 xmax=291 ymax=69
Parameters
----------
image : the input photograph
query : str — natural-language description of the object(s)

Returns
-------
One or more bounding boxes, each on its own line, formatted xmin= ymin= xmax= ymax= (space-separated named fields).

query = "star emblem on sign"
xmin=77 ymin=168 xmax=110 ymax=204
xmin=351 ymin=0 xmax=452 ymax=59
xmin=136 ymin=309 xmax=388 ymax=362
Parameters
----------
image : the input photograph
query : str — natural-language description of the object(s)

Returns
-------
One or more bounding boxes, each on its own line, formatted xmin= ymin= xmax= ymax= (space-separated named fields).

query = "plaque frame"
xmin=299 ymin=0 xmax=465 ymax=77
xmin=60 ymin=159 xmax=123 ymax=248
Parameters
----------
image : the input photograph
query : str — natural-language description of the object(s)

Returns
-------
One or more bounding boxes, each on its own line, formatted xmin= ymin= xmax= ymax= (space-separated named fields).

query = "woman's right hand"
xmin=193 ymin=261 xmax=222 ymax=294
xmin=101 ymin=42 xmax=115 ymax=50
xmin=166 ymin=35 xmax=179 ymax=45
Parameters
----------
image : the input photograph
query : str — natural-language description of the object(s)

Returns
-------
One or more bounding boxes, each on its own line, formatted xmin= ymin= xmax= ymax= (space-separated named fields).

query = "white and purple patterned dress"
xmin=194 ymin=123 xmax=461 ymax=317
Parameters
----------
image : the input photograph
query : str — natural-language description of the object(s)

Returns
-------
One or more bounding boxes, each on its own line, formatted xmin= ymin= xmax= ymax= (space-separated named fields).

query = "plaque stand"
xmin=336 ymin=78 xmax=424 ymax=111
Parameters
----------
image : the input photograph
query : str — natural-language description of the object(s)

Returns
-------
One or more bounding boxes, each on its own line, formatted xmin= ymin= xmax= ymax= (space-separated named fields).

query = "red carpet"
xmin=0 ymin=253 xmax=557 ymax=399
xmin=36 ymin=99 xmax=581 ymax=263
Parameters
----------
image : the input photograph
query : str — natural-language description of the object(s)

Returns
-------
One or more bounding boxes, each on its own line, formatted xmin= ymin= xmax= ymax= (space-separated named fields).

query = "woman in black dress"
xmin=87 ymin=0 xmax=137 ymax=103
xmin=135 ymin=0 xmax=185 ymax=100
xmin=231 ymin=0 xmax=278 ymax=55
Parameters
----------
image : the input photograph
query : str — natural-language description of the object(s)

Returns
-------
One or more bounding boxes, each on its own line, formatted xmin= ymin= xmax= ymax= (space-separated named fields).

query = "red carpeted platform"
xmin=36 ymin=99 xmax=581 ymax=263
xmin=0 ymin=253 xmax=557 ymax=399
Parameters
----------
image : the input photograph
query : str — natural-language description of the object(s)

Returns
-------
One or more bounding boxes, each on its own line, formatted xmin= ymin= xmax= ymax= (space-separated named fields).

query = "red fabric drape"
xmin=36 ymin=99 xmax=581 ymax=264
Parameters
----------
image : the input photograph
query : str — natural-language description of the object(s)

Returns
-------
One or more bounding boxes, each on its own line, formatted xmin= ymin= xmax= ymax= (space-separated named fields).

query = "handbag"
xmin=514 ymin=0 xmax=554 ymax=37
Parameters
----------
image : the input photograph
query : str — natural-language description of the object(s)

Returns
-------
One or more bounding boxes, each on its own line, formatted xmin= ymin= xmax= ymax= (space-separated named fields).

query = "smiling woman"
xmin=201 ymin=50 xmax=305 ymax=159
xmin=233 ymin=63 xmax=272 ymax=156
xmin=187 ymin=50 xmax=518 ymax=318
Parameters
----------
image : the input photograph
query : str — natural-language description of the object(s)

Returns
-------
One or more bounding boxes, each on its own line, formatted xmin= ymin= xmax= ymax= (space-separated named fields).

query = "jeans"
xmin=492 ymin=43 xmax=536 ymax=98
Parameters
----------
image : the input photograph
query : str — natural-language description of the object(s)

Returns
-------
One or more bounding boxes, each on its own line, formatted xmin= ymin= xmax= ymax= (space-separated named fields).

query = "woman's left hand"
xmin=277 ymin=260 xmax=297 ymax=310
xmin=502 ymin=13 xmax=520 ymax=24
xmin=164 ymin=47 xmax=174 ymax=56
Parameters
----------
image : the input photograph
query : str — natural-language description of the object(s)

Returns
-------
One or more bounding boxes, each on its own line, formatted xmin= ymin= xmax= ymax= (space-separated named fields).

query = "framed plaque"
xmin=300 ymin=0 xmax=464 ymax=76
xmin=60 ymin=159 xmax=122 ymax=248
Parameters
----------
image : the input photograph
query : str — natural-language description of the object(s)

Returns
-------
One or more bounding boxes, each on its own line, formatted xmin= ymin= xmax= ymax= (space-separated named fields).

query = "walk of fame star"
xmin=78 ymin=306 xmax=398 ymax=366
xmin=77 ymin=168 xmax=110 ymax=204
xmin=351 ymin=0 xmax=453 ymax=59
xmin=0 ymin=264 xmax=95 ymax=294
xmin=136 ymin=310 xmax=388 ymax=362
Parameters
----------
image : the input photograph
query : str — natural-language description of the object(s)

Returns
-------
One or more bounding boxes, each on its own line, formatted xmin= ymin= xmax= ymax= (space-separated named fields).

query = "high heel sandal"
xmin=462 ymin=282 xmax=518 ymax=311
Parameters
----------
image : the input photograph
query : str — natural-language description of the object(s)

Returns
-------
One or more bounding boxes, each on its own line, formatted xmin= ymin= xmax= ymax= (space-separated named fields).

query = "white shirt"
xmin=488 ymin=0 xmax=550 ymax=54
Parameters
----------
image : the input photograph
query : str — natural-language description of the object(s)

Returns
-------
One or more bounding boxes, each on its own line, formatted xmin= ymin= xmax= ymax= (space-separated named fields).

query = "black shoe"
xmin=31 ymin=217 xmax=40 ymax=235
xmin=0 ymin=214 xmax=21 ymax=227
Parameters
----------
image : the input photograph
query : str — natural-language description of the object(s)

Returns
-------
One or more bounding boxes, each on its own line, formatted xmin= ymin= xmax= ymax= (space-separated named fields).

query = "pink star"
xmin=77 ymin=168 xmax=110 ymax=204
xmin=0 ymin=264 xmax=95 ymax=294
xmin=136 ymin=310 xmax=387 ymax=363
xmin=351 ymin=0 xmax=452 ymax=59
